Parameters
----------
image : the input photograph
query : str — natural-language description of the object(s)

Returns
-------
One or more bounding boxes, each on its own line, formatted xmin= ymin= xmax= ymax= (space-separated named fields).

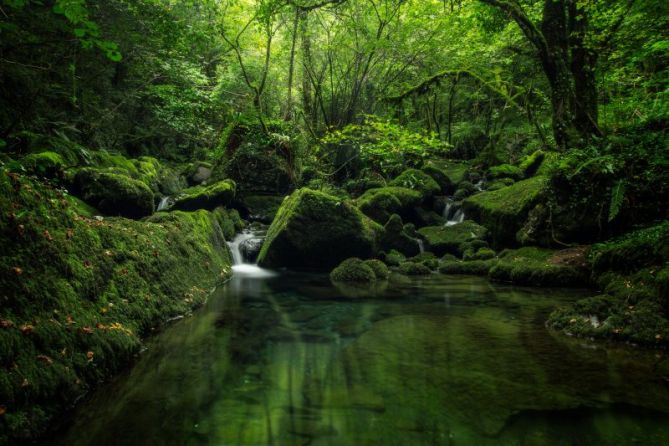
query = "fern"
xmin=608 ymin=180 xmax=626 ymax=222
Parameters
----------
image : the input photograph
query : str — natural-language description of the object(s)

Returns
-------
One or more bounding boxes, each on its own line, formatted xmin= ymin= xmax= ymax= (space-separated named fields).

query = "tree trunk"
xmin=284 ymin=8 xmax=300 ymax=121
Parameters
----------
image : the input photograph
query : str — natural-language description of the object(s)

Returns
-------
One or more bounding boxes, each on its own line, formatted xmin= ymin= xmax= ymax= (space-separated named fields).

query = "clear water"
xmin=50 ymin=273 xmax=669 ymax=446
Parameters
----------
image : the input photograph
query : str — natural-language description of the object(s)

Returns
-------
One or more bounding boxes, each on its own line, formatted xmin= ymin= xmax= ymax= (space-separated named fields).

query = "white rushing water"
xmin=227 ymin=229 xmax=276 ymax=278
xmin=443 ymin=199 xmax=465 ymax=226
xmin=157 ymin=196 xmax=174 ymax=211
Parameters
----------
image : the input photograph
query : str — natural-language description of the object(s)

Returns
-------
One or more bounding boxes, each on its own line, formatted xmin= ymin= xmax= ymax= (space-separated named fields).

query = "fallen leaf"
xmin=66 ymin=315 xmax=75 ymax=325
xmin=36 ymin=354 xmax=53 ymax=365
xmin=81 ymin=326 xmax=94 ymax=334
xmin=12 ymin=267 xmax=22 ymax=276
xmin=43 ymin=230 xmax=53 ymax=241
xmin=104 ymin=250 xmax=113 ymax=257
xmin=20 ymin=324 xmax=34 ymax=334
xmin=66 ymin=228 xmax=74 ymax=239
xmin=86 ymin=351 xmax=94 ymax=361
xmin=17 ymin=224 xmax=25 ymax=236
xmin=0 ymin=405 xmax=6 ymax=416
xmin=0 ymin=319 xmax=14 ymax=329
xmin=21 ymin=378 xmax=29 ymax=387
xmin=83 ymin=260 xmax=92 ymax=268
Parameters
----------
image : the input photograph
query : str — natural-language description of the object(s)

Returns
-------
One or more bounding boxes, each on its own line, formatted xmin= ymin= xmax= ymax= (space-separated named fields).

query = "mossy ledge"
xmin=0 ymin=171 xmax=233 ymax=443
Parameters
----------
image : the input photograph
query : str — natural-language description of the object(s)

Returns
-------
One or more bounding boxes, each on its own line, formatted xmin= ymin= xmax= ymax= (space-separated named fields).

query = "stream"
xmin=49 ymin=252 xmax=669 ymax=445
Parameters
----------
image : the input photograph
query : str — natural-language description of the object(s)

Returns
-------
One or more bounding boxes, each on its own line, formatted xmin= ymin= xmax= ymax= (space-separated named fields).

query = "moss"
xmin=329 ymin=258 xmax=376 ymax=283
xmin=407 ymin=252 xmax=439 ymax=270
xmin=518 ymin=150 xmax=545 ymax=178
xmin=421 ymin=165 xmax=453 ymax=194
xmin=356 ymin=186 xmax=422 ymax=224
xmin=398 ymin=261 xmax=431 ymax=276
xmin=171 ymin=179 xmax=236 ymax=211
xmin=462 ymin=176 xmax=548 ymax=247
xmin=426 ymin=160 xmax=469 ymax=184
xmin=417 ymin=221 xmax=488 ymax=257
xmin=0 ymin=170 xmax=232 ymax=444
xmin=488 ymin=247 xmax=588 ymax=287
xmin=382 ymin=249 xmax=406 ymax=267
xmin=73 ymin=168 xmax=155 ymax=219
xmin=464 ymin=247 xmax=496 ymax=261
xmin=257 ymin=188 xmax=381 ymax=269
xmin=453 ymin=181 xmax=477 ymax=201
xmin=64 ymin=194 xmax=99 ymax=217
xmin=378 ymin=214 xmax=420 ymax=257
xmin=486 ymin=178 xmax=515 ymax=191
xmin=438 ymin=259 xmax=496 ymax=276
xmin=389 ymin=168 xmax=440 ymax=197
xmin=212 ymin=208 xmax=245 ymax=240
xmin=364 ymin=259 xmax=390 ymax=280
xmin=487 ymin=164 xmax=523 ymax=181
xmin=20 ymin=152 xmax=65 ymax=179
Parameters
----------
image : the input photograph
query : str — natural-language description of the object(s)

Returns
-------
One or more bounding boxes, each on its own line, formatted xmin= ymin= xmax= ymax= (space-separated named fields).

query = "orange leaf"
xmin=81 ymin=326 xmax=94 ymax=334
xmin=12 ymin=267 xmax=22 ymax=276
xmin=21 ymin=378 xmax=29 ymax=387
xmin=43 ymin=230 xmax=53 ymax=241
xmin=36 ymin=354 xmax=53 ymax=365
xmin=0 ymin=319 xmax=14 ymax=329
xmin=66 ymin=228 xmax=74 ymax=239
xmin=0 ymin=405 xmax=6 ymax=416
xmin=20 ymin=324 xmax=34 ymax=334
xmin=86 ymin=351 xmax=94 ymax=361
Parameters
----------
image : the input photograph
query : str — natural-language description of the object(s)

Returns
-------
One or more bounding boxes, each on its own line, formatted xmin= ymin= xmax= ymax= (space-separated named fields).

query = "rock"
xmin=257 ymin=188 xmax=381 ymax=269
xmin=453 ymin=180 xmax=477 ymax=201
xmin=330 ymin=258 xmax=376 ymax=283
xmin=171 ymin=179 xmax=236 ymax=211
xmin=356 ymin=186 xmax=422 ymax=224
xmin=486 ymin=164 xmax=524 ymax=181
xmin=220 ymin=143 xmax=294 ymax=194
xmin=462 ymin=176 xmax=548 ymax=248
xmin=73 ymin=167 xmax=155 ymax=219
xmin=189 ymin=163 xmax=213 ymax=185
xmin=364 ymin=259 xmax=390 ymax=279
xmin=239 ymin=237 xmax=264 ymax=263
xmin=421 ymin=165 xmax=454 ymax=194
xmin=378 ymin=214 xmax=420 ymax=257
xmin=489 ymin=247 xmax=589 ymax=287
xmin=398 ymin=261 xmax=431 ymax=275
xmin=382 ymin=249 xmax=406 ymax=267
xmin=417 ymin=221 xmax=488 ymax=257
xmin=20 ymin=151 xmax=65 ymax=178
xmin=389 ymin=168 xmax=441 ymax=197
xmin=518 ymin=150 xmax=545 ymax=178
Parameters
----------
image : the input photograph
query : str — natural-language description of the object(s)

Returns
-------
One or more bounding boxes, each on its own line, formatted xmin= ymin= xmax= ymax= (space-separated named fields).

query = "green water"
xmin=51 ymin=272 xmax=669 ymax=445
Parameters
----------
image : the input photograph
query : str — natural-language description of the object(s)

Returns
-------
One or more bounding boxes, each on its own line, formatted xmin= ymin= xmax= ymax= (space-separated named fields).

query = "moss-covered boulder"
xmin=382 ymin=249 xmax=406 ymax=267
xmin=398 ymin=261 xmax=431 ymax=276
xmin=20 ymin=151 xmax=66 ymax=178
xmin=417 ymin=221 xmax=488 ymax=257
xmin=364 ymin=259 xmax=390 ymax=279
xmin=378 ymin=214 xmax=420 ymax=257
xmin=218 ymin=142 xmax=294 ymax=194
xmin=171 ymin=179 xmax=236 ymax=211
xmin=453 ymin=181 xmax=477 ymax=201
xmin=329 ymin=258 xmax=380 ymax=283
xmin=489 ymin=247 xmax=589 ymax=287
xmin=73 ymin=168 xmax=155 ymax=219
xmin=487 ymin=164 xmax=523 ymax=181
xmin=462 ymin=176 xmax=548 ymax=247
xmin=421 ymin=164 xmax=454 ymax=194
xmin=356 ymin=186 xmax=422 ymax=224
xmin=389 ymin=168 xmax=440 ymax=197
xmin=0 ymin=171 xmax=232 ymax=444
xmin=519 ymin=150 xmax=545 ymax=178
xmin=407 ymin=252 xmax=439 ymax=270
xmin=257 ymin=188 xmax=381 ymax=269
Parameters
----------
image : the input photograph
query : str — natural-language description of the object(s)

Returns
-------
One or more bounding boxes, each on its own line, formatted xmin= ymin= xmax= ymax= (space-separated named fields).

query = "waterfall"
xmin=416 ymin=238 xmax=425 ymax=254
xmin=227 ymin=227 xmax=276 ymax=278
xmin=157 ymin=196 xmax=173 ymax=211
xmin=443 ymin=198 xmax=465 ymax=227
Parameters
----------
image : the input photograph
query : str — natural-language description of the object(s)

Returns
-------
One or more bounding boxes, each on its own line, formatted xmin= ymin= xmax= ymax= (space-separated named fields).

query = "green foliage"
xmin=320 ymin=116 xmax=451 ymax=178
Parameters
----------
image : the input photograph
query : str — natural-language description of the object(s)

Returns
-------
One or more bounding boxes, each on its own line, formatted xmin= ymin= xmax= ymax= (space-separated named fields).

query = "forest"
xmin=1 ymin=0 xmax=668 ymax=444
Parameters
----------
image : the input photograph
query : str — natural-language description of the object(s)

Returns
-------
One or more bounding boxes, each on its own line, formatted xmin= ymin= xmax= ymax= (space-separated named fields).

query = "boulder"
xmin=20 ymin=151 xmax=65 ymax=178
xmin=417 ymin=221 xmax=488 ymax=257
xmin=486 ymin=164 xmax=524 ymax=181
xmin=462 ymin=176 xmax=548 ymax=248
xmin=73 ymin=167 xmax=154 ymax=219
xmin=398 ymin=261 xmax=431 ymax=275
xmin=378 ymin=214 xmax=420 ymax=257
xmin=389 ymin=168 xmax=440 ymax=197
xmin=257 ymin=188 xmax=381 ymax=269
xmin=239 ymin=237 xmax=264 ymax=263
xmin=171 ymin=179 xmax=236 ymax=211
xmin=330 ymin=258 xmax=377 ymax=283
xmin=357 ymin=186 xmax=422 ymax=224
xmin=189 ymin=162 xmax=213 ymax=185
xmin=242 ymin=194 xmax=286 ymax=223
xmin=421 ymin=165 xmax=454 ymax=194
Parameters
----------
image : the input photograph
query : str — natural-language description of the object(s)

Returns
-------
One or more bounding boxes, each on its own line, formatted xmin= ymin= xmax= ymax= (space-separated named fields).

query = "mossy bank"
xmin=0 ymin=171 xmax=235 ymax=444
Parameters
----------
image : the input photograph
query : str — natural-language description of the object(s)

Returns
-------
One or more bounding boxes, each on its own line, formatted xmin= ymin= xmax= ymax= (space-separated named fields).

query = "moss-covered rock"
xmin=364 ymin=259 xmax=390 ymax=280
xmin=382 ymin=249 xmax=406 ymax=267
xmin=407 ymin=252 xmax=439 ymax=270
xmin=0 ymin=170 xmax=232 ymax=444
xmin=462 ymin=176 xmax=548 ymax=247
xmin=20 ymin=151 xmax=66 ymax=178
xmin=487 ymin=164 xmax=523 ymax=181
xmin=329 ymin=258 xmax=376 ymax=283
xmin=171 ymin=179 xmax=236 ymax=211
xmin=486 ymin=178 xmax=515 ymax=191
xmin=417 ymin=221 xmax=488 ymax=257
xmin=453 ymin=181 xmax=477 ymax=201
xmin=378 ymin=214 xmax=420 ymax=257
xmin=389 ymin=168 xmax=440 ymax=197
xmin=398 ymin=261 xmax=431 ymax=276
xmin=488 ymin=247 xmax=589 ymax=287
xmin=519 ymin=150 xmax=545 ymax=178
xmin=257 ymin=188 xmax=381 ymax=269
xmin=356 ymin=186 xmax=422 ymax=224
xmin=73 ymin=168 xmax=155 ymax=219
xmin=463 ymin=247 xmax=496 ymax=261
xmin=426 ymin=160 xmax=469 ymax=184
xmin=421 ymin=165 xmax=453 ymax=194
xmin=438 ymin=259 xmax=496 ymax=276
xmin=218 ymin=142 xmax=294 ymax=194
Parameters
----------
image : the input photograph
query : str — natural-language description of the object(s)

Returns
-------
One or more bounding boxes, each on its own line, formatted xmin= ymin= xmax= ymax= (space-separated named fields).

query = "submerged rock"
xmin=258 ymin=188 xmax=381 ymax=269
xmin=239 ymin=237 xmax=264 ymax=263
xmin=73 ymin=167 xmax=155 ymax=219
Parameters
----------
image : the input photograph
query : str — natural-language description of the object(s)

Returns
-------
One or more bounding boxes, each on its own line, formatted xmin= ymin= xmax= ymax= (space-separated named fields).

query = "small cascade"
xmin=474 ymin=179 xmax=486 ymax=192
xmin=227 ymin=227 xmax=276 ymax=278
xmin=416 ymin=238 xmax=425 ymax=254
xmin=157 ymin=196 xmax=174 ymax=211
xmin=443 ymin=198 xmax=466 ymax=227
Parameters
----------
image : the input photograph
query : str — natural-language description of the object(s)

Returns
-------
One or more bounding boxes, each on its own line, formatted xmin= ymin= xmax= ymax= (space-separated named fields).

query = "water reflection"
xmin=51 ymin=273 xmax=669 ymax=445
